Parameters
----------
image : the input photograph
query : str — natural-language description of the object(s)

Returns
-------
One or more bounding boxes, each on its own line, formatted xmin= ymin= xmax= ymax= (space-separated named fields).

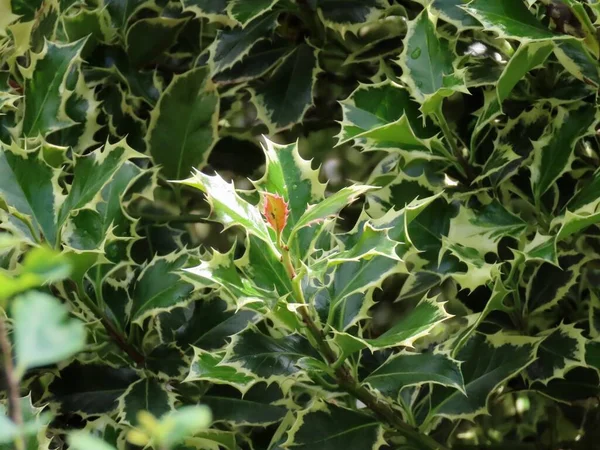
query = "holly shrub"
xmin=2 ymin=0 xmax=600 ymax=449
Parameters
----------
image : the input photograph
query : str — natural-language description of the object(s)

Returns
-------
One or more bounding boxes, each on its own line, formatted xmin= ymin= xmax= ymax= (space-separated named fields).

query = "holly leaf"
xmin=282 ymin=402 xmax=384 ymax=450
xmin=526 ymin=324 xmax=586 ymax=384
xmin=253 ymin=44 xmax=318 ymax=131
xmin=463 ymin=0 xmax=560 ymax=41
xmin=130 ymin=253 xmax=195 ymax=324
xmin=118 ymin=378 xmax=175 ymax=426
xmin=147 ymin=67 xmax=219 ymax=179
xmin=364 ymin=352 xmax=465 ymax=399
xmin=22 ymin=40 xmax=85 ymax=137
xmin=179 ymin=171 xmax=275 ymax=250
xmin=531 ymin=104 xmax=597 ymax=199
xmin=430 ymin=332 xmax=537 ymax=420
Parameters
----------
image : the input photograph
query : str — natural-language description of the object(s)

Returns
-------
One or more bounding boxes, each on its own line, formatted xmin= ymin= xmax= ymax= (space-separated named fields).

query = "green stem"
xmin=435 ymin=110 xmax=472 ymax=183
xmin=0 ymin=314 xmax=24 ymax=450
xmin=283 ymin=249 xmax=448 ymax=450
xmin=70 ymin=283 xmax=145 ymax=367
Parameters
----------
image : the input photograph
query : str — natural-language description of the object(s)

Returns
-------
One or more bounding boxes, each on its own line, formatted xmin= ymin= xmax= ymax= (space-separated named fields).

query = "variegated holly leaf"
xmin=429 ymin=332 xmax=537 ymax=420
xmin=147 ymin=67 xmax=219 ymax=180
xmin=531 ymin=104 xmax=597 ymax=199
xmin=174 ymin=298 xmax=257 ymax=351
xmin=186 ymin=350 xmax=256 ymax=389
xmin=201 ymin=383 xmax=287 ymax=426
xmin=225 ymin=328 xmax=320 ymax=382
xmin=254 ymin=139 xmax=326 ymax=259
xmin=49 ymin=363 xmax=139 ymax=416
xmin=463 ymin=0 xmax=561 ymax=41
xmin=0 ymin=143 xmax=61 ymax=246
xmin=130 ymin=253 xmax=196 ymax=324
xmin=227 ymin=0 xmax=280 ymax=24
xmin=282 ymin=402 xmax=384 ymax=450
xmin=126 ymin=17 xmax=188 ymax=68
xmin=253 ymin=43 xmax=318 ymax=131
xmin=447 ymin=200 xmax=527 ymax=255
xmin=526 ymin=255 xmax=587 ymax=314
xmin=210 ymin=13 xmax=278 ymax=73
xmin=397 ymin=9 xmax=467 ymax=113
xmin=118 ymin=378 xmax=175 ymax=426
xmin=22 ymin=39 xmax=85 ymax=137
xmin=364 ymin=352 xmax=465 ymax=400
xmin=427 ymin=0 xmax=480 ymax=29
xmin=496 ymin=41 xmax=554 ymax=105
xmin=337 ymin=81 xmax=439 ymax=153
xmin=526 ymin=324 xmax=586 ymax=384
xmin=178 ymin=171 xmax=275 ymax=250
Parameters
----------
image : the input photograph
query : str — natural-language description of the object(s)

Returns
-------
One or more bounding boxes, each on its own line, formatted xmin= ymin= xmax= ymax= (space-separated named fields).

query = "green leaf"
xmin=22 ymin=40 xmax=84 ymax=137
xmin=227 ymin=0 xmax=279 ymax=25
xmin=531 ymin=104 xmax=597 ymax=199
xmin=553 ymin=40 xmax=600 ymax=87
xmin=147 ymin=67 xmax=219 ymax=180
xmin=526 ymin=257 xmax=585 ymax=313
xmin=497 ymin=42 xmax=553 ymax=104
xmin=119 ymin=378 xmax=175 ymax=425
xmin=49 ymin=363 xmax=139 ymax=415
xmin=337 ymin=81 xmax=437 ymax=151
xmin=104 ymin=0 xmax=146 ymax=29
xmin=256 ymin=139 xmax=326 ymax=259
xmin=202 ymin=383 xmax=286 ymax=425
xmin=290 ymin=185 xmax=374 ymax=241
xmin=179 ymin=171 xmax=275 ymax=249
xmin=429 ymin=0 xmax=480 ymax=29
xmin=447 ymin=200 xmax=527 ymax=255
xmin=253 ymin=44 xmax=318 ymax=131
xmin=398 ymin=10 xmax=465 ymax=106
xmin=364 ymin=352 xmax=465 ymax=398
xmin=367 ymin=296 xmax=450 ymax=349
xmin=126 ymin=17 xmax=188 ymax=67
xmin=463 ymin=0 xmax=559 ymax=41
xmin=0 ymin=145 xmax=60 ymax=245
xmin=58 ymin=139 xmax=142 ymax=227
xmin=213 ymin=40 xmax=291 ymax=85
xmin=526 ymin=324 xmax=586 ymax=384
xmin=186 ymin=349 xmax=256 ymax=388
xmin=130 ymin=254 xmax=195 ymax=324
xmin=430 ymin=332 xmax=537 ymax=420
xmin=283 ymin=402 xmax=384 ymax=450
xmin=13 ymin=291 xmax=86 ymax=374
xmin=317 ymin=0 xmax=384 ymax=30
xmin=210 ymin=13 xmax=277 ymax=73
xmin=176 ymin=298 xmax=257 ymax=350
xmin=64 ymin=163 xmax=141 ymax=251
xmin=227 ymin=329 xmax=319 ymax=381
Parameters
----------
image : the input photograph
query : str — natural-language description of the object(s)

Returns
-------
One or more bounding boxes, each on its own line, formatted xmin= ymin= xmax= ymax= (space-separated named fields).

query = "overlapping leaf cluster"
xmin=2 ymin=0 xmax=600 ymax=449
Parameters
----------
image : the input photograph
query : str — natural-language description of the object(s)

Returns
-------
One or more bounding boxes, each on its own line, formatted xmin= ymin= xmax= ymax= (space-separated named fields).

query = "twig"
xmin=284 ymin=252 xmax=448 ymax=450
xmin=0 ymin=314 xmax=24 ymax=450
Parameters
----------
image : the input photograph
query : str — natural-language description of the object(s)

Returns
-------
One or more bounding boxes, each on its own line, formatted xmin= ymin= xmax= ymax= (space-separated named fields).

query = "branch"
xmin=284 ymin=250 xmax=448 ymax=450
xmin=0 ymin=314 xmax=24 ymax=450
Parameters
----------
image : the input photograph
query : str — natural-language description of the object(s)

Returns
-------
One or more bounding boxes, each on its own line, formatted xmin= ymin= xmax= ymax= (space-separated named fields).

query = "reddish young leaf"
xmin=262 ymin=193 xmax=289 ymax=238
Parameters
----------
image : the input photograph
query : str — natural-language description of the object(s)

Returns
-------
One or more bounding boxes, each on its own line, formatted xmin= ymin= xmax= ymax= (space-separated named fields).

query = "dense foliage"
xmin=2 ymin=0 xmax=600 ymax=449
